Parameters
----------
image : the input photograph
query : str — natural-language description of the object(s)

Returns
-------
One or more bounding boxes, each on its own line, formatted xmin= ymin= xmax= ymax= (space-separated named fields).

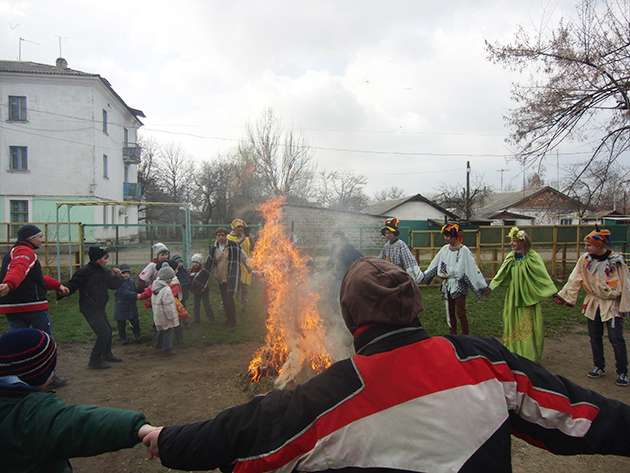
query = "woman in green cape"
xmin=489 ymin=227 xmax=556 ymax=362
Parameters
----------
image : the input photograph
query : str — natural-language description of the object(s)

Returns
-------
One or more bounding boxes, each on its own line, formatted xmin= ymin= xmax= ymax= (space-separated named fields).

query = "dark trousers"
xmin=219 ymin=283 xmax=236 ymax=326
xmin=82 ymin=308 xmax=113 ymax=365
xmin=193 ymin=291 xmax=214 ymax=322
xmin=7 ymin=310 xmax=52 ymax=335
xmin=447 ymin=295 xmax=468 ymax=335
xmin=588 ymin=312 xmax=628 ymax=375
xmin=116 ymin=319 xmax=140 ymax=341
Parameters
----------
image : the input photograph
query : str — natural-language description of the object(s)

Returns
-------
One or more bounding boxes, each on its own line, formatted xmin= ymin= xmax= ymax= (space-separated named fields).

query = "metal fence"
xmin=411 ymin=224 xmax=630 ymax=280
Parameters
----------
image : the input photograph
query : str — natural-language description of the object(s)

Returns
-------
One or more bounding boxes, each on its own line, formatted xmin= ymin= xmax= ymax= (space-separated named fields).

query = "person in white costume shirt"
xmin=423 ymin=223 xmax=489 ymax=334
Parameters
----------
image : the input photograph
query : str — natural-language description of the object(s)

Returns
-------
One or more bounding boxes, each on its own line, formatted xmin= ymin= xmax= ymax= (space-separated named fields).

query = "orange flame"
xmin=248 ymin=196 xmax=332 ymax=386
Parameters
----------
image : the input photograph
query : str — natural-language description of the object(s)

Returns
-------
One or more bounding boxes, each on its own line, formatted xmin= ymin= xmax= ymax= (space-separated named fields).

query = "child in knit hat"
xmin=151 ymin=265 xmax=180 ymax=354
xmin=0 ymin=328 xmax=158 ymax=472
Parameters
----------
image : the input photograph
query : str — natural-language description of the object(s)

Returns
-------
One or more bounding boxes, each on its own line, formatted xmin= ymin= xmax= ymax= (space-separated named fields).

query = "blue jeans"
xmin=7 ymin=311 xmax=52 ymax=335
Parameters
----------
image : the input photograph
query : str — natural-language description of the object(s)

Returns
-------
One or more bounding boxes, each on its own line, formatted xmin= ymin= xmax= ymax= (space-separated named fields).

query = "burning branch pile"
xmin=248 ymin=197 xmax=332 ymax=388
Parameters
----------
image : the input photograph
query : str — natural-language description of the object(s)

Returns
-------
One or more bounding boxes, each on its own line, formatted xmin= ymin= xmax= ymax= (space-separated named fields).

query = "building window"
xmin=9 ymin=146 xmax=28 ymax=171
xmin=560 ymin=218 xmax=572 ymax=225
xmin=102 ymin=109 xmax=108 ymax=134
xmin=8 ymin=96 xmax=27 ymax=121
xmin=103 ymin=206 xmax=107 ymax=225
xmin=103 ymin=154 xmax=108 ymax=179
xmin=123 ymin=128 xmax=129 ymax=146
xmin=124 ymin=163 xmax=130 ymax=183
xmin=10 ymin=200 xmax=29 ymax=222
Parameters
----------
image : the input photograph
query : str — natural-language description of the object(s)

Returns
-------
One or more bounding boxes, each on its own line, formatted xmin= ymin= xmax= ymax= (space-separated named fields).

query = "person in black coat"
xmin=114 ymin=264 xmax=141 ymax=344
xmin=63 ymin=247 xmax=123 ymax=369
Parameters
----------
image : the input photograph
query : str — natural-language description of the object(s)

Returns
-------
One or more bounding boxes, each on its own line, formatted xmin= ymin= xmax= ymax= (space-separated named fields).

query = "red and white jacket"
xmin=157 ymin=323 xmax=630 ymax=473
xmin=0 ymin=242 xmax=61 ymax=314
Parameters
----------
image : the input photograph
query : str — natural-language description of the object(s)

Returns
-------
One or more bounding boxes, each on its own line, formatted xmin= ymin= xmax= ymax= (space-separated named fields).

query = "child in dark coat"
xmin=190 ymin=253 xmax=214 ymax=323
xmin=114 ymin=264 xmax=141 ymax=344
xmin=63 ymin=247 xmax=124 ymax=369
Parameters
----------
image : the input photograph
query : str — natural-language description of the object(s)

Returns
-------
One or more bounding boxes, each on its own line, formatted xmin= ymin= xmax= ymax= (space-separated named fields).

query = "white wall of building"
xmin=0 ymin=71 xmax=141 ymax=239
xmin=388 ymin=201 xmax=448 ymax=220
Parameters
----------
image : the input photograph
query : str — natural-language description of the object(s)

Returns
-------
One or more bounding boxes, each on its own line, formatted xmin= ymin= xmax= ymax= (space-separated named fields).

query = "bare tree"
xmin=564 ymin=160 xmax=630 ymax=214
xmin=486 ymin=0 xmax=630 ymax=191
xmin=316 ymin=170 xmax=369 ymax=211
xmin=434 ymin=177 xmax=492 ymax=218
xmin=239 ymin=109 xmax=315 ymax=201
xmin=155 ymin=143 xmax=195 ymax=202
xmin=373 ymin=186 xmax=406 ymax=202
xmin=194 ymin=156 xmax=236 ymax=223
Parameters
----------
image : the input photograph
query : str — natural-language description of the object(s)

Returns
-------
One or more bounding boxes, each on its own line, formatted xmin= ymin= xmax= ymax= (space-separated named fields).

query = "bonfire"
xmin=248 ymin=197 xmax=333 ymax=388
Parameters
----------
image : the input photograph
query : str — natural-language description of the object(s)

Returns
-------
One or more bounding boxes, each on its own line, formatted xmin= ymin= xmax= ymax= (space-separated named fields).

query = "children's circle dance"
xmin=2 ymin=220 xmax=630 ymax=471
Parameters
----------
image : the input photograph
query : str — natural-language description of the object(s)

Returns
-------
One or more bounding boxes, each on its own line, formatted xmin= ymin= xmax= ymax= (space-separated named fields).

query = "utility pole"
xmin=497 ymin=168 xmax=507 ymax=191
xmin=465 ymin=161 xmax=471 ymax=221
xmin=556 ymin=150 xmax=560 ymax=189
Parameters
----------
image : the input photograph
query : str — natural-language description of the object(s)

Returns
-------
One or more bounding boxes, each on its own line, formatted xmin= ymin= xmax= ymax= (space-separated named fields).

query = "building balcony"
xmin=123 ymin=182 xmax=143 ymax=200
xmin=122 ymin=144 xmax=142 ymax=164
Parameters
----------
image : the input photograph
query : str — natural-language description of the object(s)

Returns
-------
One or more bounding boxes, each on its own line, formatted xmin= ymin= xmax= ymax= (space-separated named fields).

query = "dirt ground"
xmin=55 ymin=328 xmax=630 ymax=473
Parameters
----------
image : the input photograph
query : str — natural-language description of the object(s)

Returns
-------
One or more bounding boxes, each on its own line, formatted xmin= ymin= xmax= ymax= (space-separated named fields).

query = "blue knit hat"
xmin=0 ymin=329 xmax=57 ymax=387
xmin=17 ymin=224 xmax=43 ymax=242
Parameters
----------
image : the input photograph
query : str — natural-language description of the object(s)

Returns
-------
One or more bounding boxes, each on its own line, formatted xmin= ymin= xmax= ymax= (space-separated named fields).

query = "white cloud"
xmin=0 ymin=0 xmax=596 ymax=195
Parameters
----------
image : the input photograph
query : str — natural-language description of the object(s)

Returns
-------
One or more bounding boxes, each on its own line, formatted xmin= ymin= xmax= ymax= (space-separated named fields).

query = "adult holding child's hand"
xmin=141 ymin=426 xmax=164 ymax=459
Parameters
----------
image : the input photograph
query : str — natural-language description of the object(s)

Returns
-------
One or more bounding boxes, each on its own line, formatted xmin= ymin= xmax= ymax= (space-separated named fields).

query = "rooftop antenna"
xmin=497 ymin=168 xmax=507 ymax=191
xmin=18 ymin=37 xmax=39 ymax=61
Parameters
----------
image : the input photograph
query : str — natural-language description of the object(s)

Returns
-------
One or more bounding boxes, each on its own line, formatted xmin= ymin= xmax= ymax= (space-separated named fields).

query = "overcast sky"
xmin=1 ymin=0 xmax=599 ymax=196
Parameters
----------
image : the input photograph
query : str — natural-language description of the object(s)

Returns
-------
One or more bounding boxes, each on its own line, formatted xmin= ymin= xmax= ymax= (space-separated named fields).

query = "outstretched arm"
xmin=471 ymin=337 xmax=630 ymax=456
xmin=26 ymin=396 xmax=149 ymax=459
xmin=556 ymin=256 xmax=584 ymax=306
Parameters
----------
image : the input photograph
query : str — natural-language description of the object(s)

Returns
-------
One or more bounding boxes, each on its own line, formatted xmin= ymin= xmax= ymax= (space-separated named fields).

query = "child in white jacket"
xmin=151 ymin=265 xmax=180 ymax=354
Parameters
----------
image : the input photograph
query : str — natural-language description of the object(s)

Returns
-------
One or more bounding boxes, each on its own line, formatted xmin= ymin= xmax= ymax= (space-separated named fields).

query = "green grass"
xmin=0 ymin=285 xmax=267 ymax=346
xmin=0 ymin=283 xmax=585 ymax=345
xmin=418 ymin=285 xmax=585 ymax=339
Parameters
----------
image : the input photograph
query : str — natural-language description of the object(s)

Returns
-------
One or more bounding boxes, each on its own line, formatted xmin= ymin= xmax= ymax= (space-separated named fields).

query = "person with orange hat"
xmin=378 ymin=217 xmax=424 ymax=283
xmin=555 ymin=227 xmax=630 ymax=387
xmin=423 ymin=223 xmax=489 ymax=335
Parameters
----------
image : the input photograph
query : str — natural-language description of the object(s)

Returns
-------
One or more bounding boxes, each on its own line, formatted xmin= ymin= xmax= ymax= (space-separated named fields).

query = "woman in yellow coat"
xmin=227 ymin=218 xmax=252 ymax=305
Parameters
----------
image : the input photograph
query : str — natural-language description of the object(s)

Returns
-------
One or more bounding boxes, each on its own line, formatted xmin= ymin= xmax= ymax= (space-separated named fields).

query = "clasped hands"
xmin=138 ymin=424 xmax=164 ymax=459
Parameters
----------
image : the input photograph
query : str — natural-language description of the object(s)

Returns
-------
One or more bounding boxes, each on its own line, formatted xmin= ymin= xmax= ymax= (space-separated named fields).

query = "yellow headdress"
xmin=507 ymin=226 xmax=526 ymax=241
xmin=230 ymin=218 xmax=247 ymax=230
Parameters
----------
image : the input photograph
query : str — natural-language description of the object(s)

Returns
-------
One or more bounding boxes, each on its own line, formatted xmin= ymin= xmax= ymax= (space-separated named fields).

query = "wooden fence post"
xmin=551 ymin=226 xmax=558 ymax=279
xmin=476 ymin=230 xmax=481 ymax=265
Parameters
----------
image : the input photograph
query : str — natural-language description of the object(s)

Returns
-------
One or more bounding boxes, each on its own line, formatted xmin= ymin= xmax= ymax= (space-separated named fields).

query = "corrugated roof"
xmin=365 ymin=194 xmax=459 ymax=219
xmin=0 ymin=59 xmax=146 ymax=121
xmin=365 ymin=196 xmax=409 ymax=216
xmin=0 ymin=60 xmax=97 ymax=76
xmin=472 ymin=186 xmax=577 ymax=219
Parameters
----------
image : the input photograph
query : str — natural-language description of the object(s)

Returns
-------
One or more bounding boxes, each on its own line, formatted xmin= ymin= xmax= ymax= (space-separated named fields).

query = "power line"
xmin=0 ymin=103 xmax=603 ymax=160
xmin=0 ymin=124 xmax=124 ymax=149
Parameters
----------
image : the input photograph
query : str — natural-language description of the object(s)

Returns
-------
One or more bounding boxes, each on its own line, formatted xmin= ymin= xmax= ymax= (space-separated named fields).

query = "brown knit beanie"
xmin=339 ymin=257 xmax=422 ymax=333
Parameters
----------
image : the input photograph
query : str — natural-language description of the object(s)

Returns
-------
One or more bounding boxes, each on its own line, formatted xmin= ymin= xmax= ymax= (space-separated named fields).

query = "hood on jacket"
xmin=340 ymin=257 xmax=422 ymax=334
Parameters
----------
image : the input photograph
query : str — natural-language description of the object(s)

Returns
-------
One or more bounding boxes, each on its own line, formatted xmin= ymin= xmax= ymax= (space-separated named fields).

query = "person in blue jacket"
xmin=114 ymin=264 xmax=141 ymax=344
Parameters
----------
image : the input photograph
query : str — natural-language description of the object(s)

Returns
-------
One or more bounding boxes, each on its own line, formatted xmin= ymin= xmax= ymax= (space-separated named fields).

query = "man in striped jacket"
xmin=0 ymin=224 xmax=69 ymax=387
xmin=142 ymin=258 xmax=630 ymax=472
